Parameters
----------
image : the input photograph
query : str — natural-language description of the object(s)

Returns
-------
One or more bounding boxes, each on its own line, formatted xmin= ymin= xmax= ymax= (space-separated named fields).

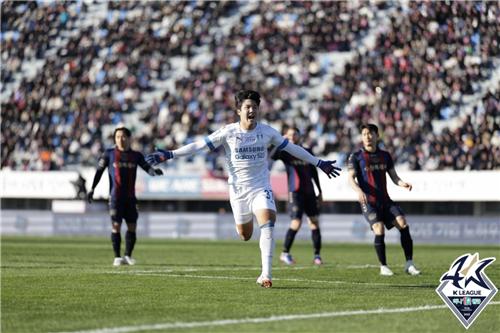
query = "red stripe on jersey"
xmin=127 ymin=153 xmax=134 ymax=197
xmin=363 ymin=151 xmax=376 ymax=204
xmin=114 ymin=149 xmax=121 ymax=198
xmin=293 ymin=169 xmax=300 ymax=192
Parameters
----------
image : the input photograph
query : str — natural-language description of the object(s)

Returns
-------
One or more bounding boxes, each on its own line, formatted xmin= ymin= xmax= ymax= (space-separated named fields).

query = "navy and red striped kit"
xmin=273 ymin=148 xmax=320 ymax=196
xmin=348 ymin=148 xmax=404 ymax=228
xmin=273 ymin=147 xmax=322 ymax=219
xmin=347 ymin=148 xmax=394 ymax=205
xmin=97 ymin=148 xmax=151 ymax=201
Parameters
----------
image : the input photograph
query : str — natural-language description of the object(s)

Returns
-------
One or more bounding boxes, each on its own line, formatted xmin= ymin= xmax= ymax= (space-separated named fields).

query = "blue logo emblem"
xmin=436 ymin=253 xmax=497 ymax=329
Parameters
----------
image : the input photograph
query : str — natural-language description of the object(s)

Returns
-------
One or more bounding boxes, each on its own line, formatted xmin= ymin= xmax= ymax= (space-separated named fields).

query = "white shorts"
xmin=229 ymin=184 xmax=276 ymax=224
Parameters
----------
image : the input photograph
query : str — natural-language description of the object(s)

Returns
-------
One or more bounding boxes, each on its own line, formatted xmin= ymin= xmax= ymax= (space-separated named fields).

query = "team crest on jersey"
xmin=436 ymin=253 xmax=497 ymax=329
xmin=234 ymin=134 xmax=258 ymax=146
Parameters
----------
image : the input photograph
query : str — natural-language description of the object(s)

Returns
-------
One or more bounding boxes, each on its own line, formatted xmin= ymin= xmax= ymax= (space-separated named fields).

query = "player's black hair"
xmin=360 ymin=123 xmax=379 ymax=135
xmin=114 ymin=127 xmax=132 ymax=141
xmin=235 ymin=89 xmax=261 ymax=109
xmin=283 ymin=126 xmax=300 ymax=136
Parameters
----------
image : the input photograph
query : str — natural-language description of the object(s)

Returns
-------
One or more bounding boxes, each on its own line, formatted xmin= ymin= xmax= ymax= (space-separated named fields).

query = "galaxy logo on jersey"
xmin=234 ymin=146 xmax=265 ymax=160
xmin=436 ymin=253 xmax=497 ymax=329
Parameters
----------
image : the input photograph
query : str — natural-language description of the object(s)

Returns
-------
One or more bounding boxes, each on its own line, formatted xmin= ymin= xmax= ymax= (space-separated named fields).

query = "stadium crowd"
xmin=1 ymin=1 xmax=499 ymax=171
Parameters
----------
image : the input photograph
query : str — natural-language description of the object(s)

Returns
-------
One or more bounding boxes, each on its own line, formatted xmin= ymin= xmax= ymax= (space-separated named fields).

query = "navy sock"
xmin=111 ymin=233 xmax=121 ymax=258
xmin=400 ymin=227 xmax=413 ymax=261
xmin=283 ymin=228 xmax=298 ymax=253
xmin=374 ymin=234 xmax=387 ymax=266
xmin=125 ymin=231 xmax=137 ymax=257
xmin=311 ymin=229 xmax=321 ymax=255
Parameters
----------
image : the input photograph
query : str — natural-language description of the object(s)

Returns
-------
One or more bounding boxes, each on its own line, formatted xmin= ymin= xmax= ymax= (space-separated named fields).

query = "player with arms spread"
xmin=271 ymin=127 xmax=324 ymax=266
xmin=88 ymin=127 xmax=163 ymax=266
xmin=348 ymin=123 xmax=420 ymax=276
xmin=147 ymin=90 xmax=341 ymax=288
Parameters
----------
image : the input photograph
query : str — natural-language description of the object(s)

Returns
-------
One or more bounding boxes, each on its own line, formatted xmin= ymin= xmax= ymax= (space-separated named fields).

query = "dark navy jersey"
xmin=97 ymin=148 xmax=151 ymax=200
xmin=347 ymin=148 xmax=394 ymax=205
xmin=273 ymin=147 xmax=321 ymax=195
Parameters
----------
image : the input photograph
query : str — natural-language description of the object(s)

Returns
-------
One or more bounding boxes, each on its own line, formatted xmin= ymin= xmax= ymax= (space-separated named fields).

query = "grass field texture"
xmin=1 ymin=236 xmax=499 ymax=333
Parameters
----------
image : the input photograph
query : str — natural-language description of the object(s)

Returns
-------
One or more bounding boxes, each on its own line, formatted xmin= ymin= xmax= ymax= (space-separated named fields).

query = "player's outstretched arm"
xmin=387 ymin=168 xmax=412 ymax=191
xmin=146 ymin=140 xmax=210 ymax=166
xmin=282 ymin=143 xmax=341 ymax=178
xmin=138 ymin=153 xmax=163 ymax=176
xmin=146 ymin=148 xmax=174 ymax=166
xmin=316 ymin=160 xmax=341 ymax=178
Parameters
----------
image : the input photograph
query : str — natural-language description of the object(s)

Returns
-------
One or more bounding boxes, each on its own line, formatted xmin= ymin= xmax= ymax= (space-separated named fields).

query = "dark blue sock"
xmin=311 ymin=229 xmax=321 ymax=255
xmin=111 ymin=232 xmax=121 ymax=258
xmin=125 ymin=231 xmax=136 ymax=257
xmin=400 ymin=227 xmax=413 ymax=261
xmin=374 ymin=234 xmax=387 ymax=265
xmin=283 ymin=228 xmax=297 ymax=253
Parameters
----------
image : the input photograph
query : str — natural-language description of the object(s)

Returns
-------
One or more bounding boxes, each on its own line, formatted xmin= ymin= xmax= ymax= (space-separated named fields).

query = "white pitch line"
xmin=105 ymin=265 xmax=314 ymax=274
xmin=108 ymin=262 xmax=403 ymax=275
xmin=345 ymin=264 xmax=399 ymax=269
xmin=107 ymin=271 xmax=426 ymax=287
xmin=56 ymin=302 xmax=500 ymax=333
xmin=104 ymin=263 xmax=396 ymax=275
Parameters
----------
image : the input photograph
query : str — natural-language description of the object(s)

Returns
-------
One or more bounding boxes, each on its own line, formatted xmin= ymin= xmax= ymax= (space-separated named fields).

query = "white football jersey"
xmin=206 ymin=122 xmax=288 ymax=187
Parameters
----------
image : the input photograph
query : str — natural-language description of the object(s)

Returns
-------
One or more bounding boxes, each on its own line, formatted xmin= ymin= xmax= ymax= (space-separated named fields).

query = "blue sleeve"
xmin=276 ymin=138 xmax=289 ymax=151
xmin=205 ymin=137 xmax=216 ymax=151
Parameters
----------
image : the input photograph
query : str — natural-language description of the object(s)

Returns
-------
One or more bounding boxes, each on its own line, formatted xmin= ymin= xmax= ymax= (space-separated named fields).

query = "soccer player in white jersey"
xmin=146 ymin=90 xmax=341 ymax=288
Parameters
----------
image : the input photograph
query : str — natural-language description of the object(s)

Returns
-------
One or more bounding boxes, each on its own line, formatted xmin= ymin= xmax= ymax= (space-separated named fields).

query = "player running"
xmin=146 ymin=90 xmax=341 ymax=288
xmin=88 ymin=127 xmax=163 ymax=266
xmin=270 ymin=127 xmax=324 ymax=265
xmin=348 ymin=123 xmax=420 ymax=276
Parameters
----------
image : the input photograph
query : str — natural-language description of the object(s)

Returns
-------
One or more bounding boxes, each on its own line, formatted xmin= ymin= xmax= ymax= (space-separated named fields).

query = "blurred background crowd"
xmin=1 ymin=0 xmax=499 ymax=172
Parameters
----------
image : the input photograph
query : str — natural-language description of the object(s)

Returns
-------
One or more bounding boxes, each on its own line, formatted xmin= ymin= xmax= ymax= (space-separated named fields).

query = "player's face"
xmin=361 ymin=128 xmax=377 ymax=152
xmin=285 ymin=129 xmax=299 ymax=144
xmin=238 ymin=99 xmax=259 ymax=130
xmin=115 ymin=130 xmax=130 ymax=151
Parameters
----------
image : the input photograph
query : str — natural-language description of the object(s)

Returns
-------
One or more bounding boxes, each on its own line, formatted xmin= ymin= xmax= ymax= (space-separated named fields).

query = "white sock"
xmin=259 ymin=221 xmax=275 ymax=279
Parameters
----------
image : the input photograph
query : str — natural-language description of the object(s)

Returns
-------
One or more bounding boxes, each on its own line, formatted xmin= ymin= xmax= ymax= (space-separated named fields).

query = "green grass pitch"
xmin=1 ymin=236 xmax=499 ymax=333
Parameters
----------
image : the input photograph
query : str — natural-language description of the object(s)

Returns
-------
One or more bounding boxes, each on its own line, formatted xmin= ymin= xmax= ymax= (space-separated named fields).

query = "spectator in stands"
xmin=1 ymin=1 xmax=498 ymax=172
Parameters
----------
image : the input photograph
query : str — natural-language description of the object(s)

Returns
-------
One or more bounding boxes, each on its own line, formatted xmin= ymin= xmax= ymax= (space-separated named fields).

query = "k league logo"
xmin=436 ymin=253 xmax=497 ymax=329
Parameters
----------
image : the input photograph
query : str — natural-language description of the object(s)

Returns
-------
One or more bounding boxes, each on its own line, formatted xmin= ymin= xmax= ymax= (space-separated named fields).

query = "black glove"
xmin=87 ymin=190 xmax=94 ymax=204
xmin=146 ymin=148 xmax=173 ymax=166
xmin=316 ymin=160 xmax=341 ymax=178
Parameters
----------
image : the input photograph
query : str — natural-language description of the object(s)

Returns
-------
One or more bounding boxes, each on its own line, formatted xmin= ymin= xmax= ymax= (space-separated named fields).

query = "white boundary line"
xmin=56 ymin=302 xmax=500 ymax=333
xmin=106 ymin=271 xmax=422 ymax=287
xmin=103 ymin=263 xmax=395 ymax=274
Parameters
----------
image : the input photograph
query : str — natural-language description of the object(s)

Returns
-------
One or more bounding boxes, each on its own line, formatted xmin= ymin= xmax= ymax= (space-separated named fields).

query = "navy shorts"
xmin=109 ymin=199 xmax=138 ymax=225
xmin=288 ymin=192 xmax=320 ymax=220
xmin=360 ymin=201 xmax=404 ymax=230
